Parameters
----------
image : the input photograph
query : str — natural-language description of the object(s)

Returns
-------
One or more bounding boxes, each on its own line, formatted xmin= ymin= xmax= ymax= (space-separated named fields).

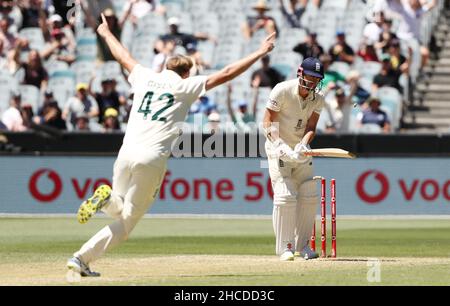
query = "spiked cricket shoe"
xmin=77 ymin=185 xmax=111 ymax=224
xmin=296 ymin=245 xmax=319 ymax=260
xmin=67 ymin=257 xmax=100 ymax=277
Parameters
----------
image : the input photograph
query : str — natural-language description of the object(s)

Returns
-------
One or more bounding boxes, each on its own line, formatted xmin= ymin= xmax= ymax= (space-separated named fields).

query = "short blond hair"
xmin=166 ymin=55 xmax=193 ymax=77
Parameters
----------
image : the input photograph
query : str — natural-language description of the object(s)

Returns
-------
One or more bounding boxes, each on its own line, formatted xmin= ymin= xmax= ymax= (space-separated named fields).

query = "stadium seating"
xmin=18 ymin=28 xmax=46 ymax=51
xmin=47 ymin=70 xmax=76 ymax=108
xmin=0 ymin=0 xmax=445 ymax=134
xmin=18 ymin=85 xmax=40 ymax=113
xmin=0 ymin=70 xmax=18 ymax=112
xmin=377 ymin=86 xmax=403 ymax=131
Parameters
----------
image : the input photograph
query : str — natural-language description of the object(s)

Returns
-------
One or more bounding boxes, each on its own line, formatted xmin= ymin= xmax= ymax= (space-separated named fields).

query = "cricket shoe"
xmin=67 ymin=257 xmax=100 ymax=277
xmin=280 ymin=250 xmax=295 ymax=261
xmin=77 ymin=185 xmax=111 ymax=224
xmin=295 ymin=245 xmax=319 ymax=260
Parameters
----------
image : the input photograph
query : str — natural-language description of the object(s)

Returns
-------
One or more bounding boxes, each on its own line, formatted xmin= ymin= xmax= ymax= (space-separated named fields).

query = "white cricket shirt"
xmin=266 ymin=79 xmax=325 ymax=149
xmin=119 ymin=64 xmax=207 ymax=166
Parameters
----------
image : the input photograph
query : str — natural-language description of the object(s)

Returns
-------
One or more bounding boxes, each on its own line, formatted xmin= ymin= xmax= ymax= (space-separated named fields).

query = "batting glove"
xmin=273 ymin=139 xmax=300 ymax=163
xmin=294 ymin=143 xmax=313 ymax=163
xmin=294 ymin=143 xmax=312 ymax=156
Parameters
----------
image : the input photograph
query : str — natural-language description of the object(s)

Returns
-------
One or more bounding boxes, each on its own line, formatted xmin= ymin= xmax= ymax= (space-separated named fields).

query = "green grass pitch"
xmin=0 ymin=217 xmax=449 ymax=285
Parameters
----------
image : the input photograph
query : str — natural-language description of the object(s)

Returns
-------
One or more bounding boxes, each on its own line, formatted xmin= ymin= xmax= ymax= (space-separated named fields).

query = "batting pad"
xmin=295 ymin=180 xmax=319 ymax=252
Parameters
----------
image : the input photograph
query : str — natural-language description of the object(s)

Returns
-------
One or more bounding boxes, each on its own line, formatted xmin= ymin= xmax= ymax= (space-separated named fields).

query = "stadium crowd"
xmin=0 ymin=0 xmax=441 ymax=135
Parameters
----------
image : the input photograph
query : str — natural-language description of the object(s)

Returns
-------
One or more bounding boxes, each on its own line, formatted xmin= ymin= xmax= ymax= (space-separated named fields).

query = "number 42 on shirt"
xmin=138 ymin=91 xmax=174 ymax=122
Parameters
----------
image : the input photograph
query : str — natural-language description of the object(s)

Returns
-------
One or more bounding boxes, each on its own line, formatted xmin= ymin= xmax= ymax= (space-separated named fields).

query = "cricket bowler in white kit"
xmin=263 ymin=57 xmax=325 ymax=261
xmin=67 ymin=14 xmax=276 ymax=277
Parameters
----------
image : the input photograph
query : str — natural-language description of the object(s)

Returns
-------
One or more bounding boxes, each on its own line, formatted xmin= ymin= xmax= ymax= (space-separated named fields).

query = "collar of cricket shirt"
xmin=162 ymin=69 xmax=183 ymax=81
xmin=295 ymin=88 xmax=314 ymax=110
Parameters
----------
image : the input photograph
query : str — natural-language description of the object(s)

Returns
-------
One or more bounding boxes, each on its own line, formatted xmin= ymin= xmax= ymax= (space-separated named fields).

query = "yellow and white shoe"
xmin=77 ymin=185 xmax=111 ymax=224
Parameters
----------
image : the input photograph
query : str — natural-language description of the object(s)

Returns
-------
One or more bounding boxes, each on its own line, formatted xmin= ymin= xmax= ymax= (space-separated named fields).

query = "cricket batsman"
xmin=67 ymin=14 xmax=276 ymax=277
xmin=263 ymin=57 xmax=325 ymax=261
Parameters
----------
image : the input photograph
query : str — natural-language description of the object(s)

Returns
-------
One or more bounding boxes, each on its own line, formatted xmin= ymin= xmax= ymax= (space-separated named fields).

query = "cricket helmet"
xmin=297 ymin=57 xmax=324 ymax=92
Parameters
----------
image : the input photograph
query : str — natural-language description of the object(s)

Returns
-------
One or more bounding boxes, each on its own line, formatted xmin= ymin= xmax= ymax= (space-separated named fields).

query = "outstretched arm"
xmin=97 ymin=14 xmax=137 ymax=73
xmin=205 ymin=32 xmax=276 ymax=91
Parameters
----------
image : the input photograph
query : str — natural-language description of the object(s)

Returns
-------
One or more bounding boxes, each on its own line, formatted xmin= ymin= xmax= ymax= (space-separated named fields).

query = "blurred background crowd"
xmin=0 ymin=0 xmax=446 ymax=135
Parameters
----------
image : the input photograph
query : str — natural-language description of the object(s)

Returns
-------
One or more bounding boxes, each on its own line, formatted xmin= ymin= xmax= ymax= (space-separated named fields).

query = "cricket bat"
xmin=303 ymin=148 xmax=356 ymax=159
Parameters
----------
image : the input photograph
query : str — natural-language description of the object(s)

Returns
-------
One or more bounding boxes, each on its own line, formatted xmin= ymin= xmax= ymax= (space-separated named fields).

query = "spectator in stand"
xmin=34 ymin=90 xmax=66 ymax=130
xmin=375 ymin=17 xmax=397 ymax=53
xmin=242 ymin=0 xmax=279 ymax=40
xmin=20 ymin=104 xmax=34 ymax=130
xmin=387 ymin=38 xmax=411 ymax=74
xmin=372 ymin=54 xmax=403 ymax=94
xmin=187 ymin=43 xmax=211 ymax=76
xmin=159 ymin=17 xmax=216 ymax=53
xmin=122 ymin=0 xmax=166 ymax=26
xmin=63 ymin=83 xmax=99 ymax=129
xmin=377 ymin=0 xmax=437 ymax=69
xmin=293 ymin=31 xmax=324 ymax=59
xmin=363 ymin=10 xmax=385 ymax=43
xmin=0 ymin=0 xmax=16 ymax=28
xmin=251 ymin=55 xmax=285 ymax=89
xmin=346 ymin=70 xmax=371 ymax=107
xmin=0 ymin=16 xmax=17 ymax=54
xmin=357 ymin=40 xmax=379 ymax=62
xmin=399 ymin=0 xmax=436 ymax=69
xmin=320 ymin=54 xmax=346 ymax=91
xmin=43 ymin=14 xmax=76 ymax=51
xmin=90 ymin=78 xmax=127 ymax=124
xmin=324 ymin=86 xmax=356 ymax=134
xmin=329 ymin=31 xmax=355 ymax=64
xmin=18 ymin=0 xmax=47 ymax=30
xmin=357 ymin=96 xmax=391 ymax=133
xmin=12 ymin=39 xmax=48 ymax=90
xmin=152 ymin=39 xmax=175 ymax=73
xmin=278 ymin=0 xmax=308 ymax=29
xmin=226 ymin=83 xmax=256 ymax=132
xmin=4 ymin=37 xmax=25 ymax=77
xmin=74 ymin=114 xmax=90 ymax=132
xmin=40 ymin=28 xmax=75 ymax=64
xmin=79 ymin=0 xmax=135 ymax=62
xmin=1 ymin=93 xmax=26 ymax=131
xmin=102 ymin=107 xmax=121 ymax=133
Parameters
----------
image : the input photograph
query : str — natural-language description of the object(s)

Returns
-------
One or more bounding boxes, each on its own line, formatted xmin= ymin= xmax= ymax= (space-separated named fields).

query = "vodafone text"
xmin=356 ymin=170 xmax=450 ymax=204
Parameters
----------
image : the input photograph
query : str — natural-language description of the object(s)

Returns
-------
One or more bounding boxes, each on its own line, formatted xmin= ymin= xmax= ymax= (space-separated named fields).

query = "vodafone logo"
xmin=29 ymin=169 xmax=63 ymax=202
xmin=356 ymin=170 xmax=390 ymax=204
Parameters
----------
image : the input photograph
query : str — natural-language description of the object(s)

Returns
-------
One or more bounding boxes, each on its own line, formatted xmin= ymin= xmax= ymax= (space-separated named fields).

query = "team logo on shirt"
xmin=269 ymin=99 xmax=279 ymax=108
xmin=294 ymin=119 xmax=303 ymax=131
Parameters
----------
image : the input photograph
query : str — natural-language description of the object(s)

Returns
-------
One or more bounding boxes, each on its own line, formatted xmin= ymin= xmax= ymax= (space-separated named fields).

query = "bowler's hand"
xmin=259 ymin=32 xmax=276 ymax=56
xmin=97 ymin=14 xmax=111 ymax=38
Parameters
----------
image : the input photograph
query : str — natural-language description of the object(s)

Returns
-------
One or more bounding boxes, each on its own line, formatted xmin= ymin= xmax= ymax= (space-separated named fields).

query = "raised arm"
xmin=77 ymin=0 xmax=98 ymax=32
xmin=205 ymin=32 xmax=276 ymax=91
xmin=226 ymin=83 xmax=237 ymax=123
xmin=97 ymin=14 xmax=137 ymax=73
xmin=119 ymin=0 xmax=136 ymax=29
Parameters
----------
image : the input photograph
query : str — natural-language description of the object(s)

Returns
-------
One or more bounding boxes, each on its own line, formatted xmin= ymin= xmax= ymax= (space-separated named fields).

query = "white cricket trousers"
xmin=268 ymin=156 xmax=318 ymax=255
xmin=74 ymin=158 xmax=166 ymax=264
